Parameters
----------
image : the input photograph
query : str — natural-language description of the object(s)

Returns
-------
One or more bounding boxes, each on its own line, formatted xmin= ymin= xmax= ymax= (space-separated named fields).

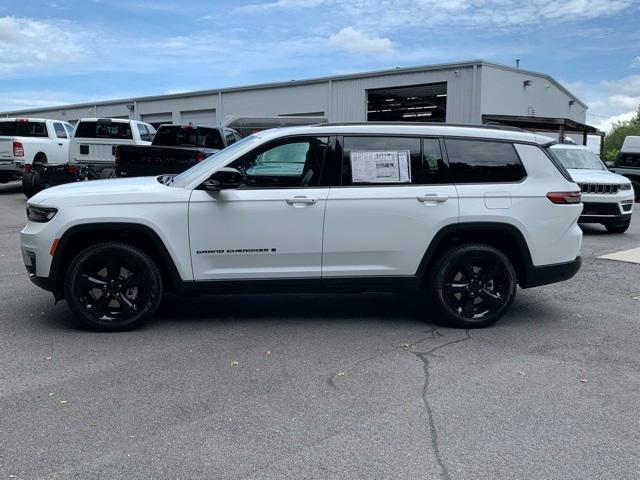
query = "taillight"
xmin=24 ymin=163 xmax=32 ymax=173
xmin=13 ymin=141 xmax=24 ymax=157
xmin=68 ymin=164 xmax=79 ymax=175
xmin=195 ymin=152 xmax=206 ymax=162
xmin=114 ymin=146 xmax=120 ymax=176
xmin=547 ymin=191 xmax=582 ymax=204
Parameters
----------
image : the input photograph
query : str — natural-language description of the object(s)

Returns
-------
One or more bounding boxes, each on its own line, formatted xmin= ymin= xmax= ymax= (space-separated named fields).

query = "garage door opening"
xmin=367 ymin=82 xmax=447 ymax=122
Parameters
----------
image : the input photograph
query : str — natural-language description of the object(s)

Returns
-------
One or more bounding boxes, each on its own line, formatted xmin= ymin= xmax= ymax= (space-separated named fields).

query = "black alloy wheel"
xmin=64 ymin=242 xmax=162 ymax=331
xmin=431 ymin=244 xmax=517 ymax=328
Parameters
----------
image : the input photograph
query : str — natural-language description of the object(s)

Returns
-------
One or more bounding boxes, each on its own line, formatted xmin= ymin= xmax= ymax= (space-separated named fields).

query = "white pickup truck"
xmin=0 ymin=118 xmax=74 ymax=188
xmin=22 ymin=118 xmax=155 ymax=197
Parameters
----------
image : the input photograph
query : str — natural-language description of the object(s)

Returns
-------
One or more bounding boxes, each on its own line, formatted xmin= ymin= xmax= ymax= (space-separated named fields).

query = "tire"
xmin=99 ymin=168 xmax=115 ymax=179
xmin=429 ymin=244 xmax=517 ymax=328
xmin=22 ymin=171 xmax=37 ymax=198
xmin=605 ymin=219 xmax=631 ymax=234
xmin=632 ymin=181 xmax=640 ymax=203
xmin=63 ymin=242 xmax=163 ymax=331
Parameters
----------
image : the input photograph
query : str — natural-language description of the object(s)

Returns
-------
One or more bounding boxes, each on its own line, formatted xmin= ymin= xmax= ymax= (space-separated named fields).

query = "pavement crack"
xmin=409 ymin=328 xmax=472 ymax=480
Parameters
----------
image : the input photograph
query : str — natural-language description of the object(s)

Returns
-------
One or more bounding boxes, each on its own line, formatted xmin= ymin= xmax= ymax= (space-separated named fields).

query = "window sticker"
xmin=350 ymin=150 xmax=411 ymax=183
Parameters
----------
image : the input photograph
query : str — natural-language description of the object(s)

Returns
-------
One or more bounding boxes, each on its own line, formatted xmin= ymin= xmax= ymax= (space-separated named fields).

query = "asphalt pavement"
xmin=1 ymin=181 xmax=639 ymax=480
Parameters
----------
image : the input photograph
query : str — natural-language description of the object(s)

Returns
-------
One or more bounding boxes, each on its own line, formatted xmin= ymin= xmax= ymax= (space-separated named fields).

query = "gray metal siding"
xmin=221 ymin=83 xmax=328 ymax=121
xmin=479 ymin=65 xmax=587 ymax=123
xmin=330 ymin=66 xmax=478 ymax=123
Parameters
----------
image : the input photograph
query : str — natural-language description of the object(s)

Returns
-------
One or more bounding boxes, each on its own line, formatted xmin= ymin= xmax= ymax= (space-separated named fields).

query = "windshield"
xmin=552 ymin=148 xmax=606 ymax=171
xmin=170 ymin=135 xmax=262 ymax=187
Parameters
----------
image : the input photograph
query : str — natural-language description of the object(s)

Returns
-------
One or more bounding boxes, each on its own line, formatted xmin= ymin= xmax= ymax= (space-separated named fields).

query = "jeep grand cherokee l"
xmin=21 ymin=123 xmax=583 ymax=331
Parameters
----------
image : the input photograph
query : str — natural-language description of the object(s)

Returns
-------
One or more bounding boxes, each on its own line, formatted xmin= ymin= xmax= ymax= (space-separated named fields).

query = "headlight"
xmin=619 ymin=183 xmax=632 ymax=191
xmin=26 ymin=205 xmax=58 ymax=223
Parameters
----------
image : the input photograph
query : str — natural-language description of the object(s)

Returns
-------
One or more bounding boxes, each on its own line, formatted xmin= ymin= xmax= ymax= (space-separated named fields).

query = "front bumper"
xmin=579 ymin=200 xmax=633 ymax=224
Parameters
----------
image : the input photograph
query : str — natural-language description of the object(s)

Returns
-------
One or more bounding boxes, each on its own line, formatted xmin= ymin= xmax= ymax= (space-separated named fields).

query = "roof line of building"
xmin=0 ymin=59 xmax=587 ymax=115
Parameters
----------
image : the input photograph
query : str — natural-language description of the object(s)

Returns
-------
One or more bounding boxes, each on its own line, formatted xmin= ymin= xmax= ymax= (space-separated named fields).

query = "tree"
xmin=603 ymin=108 xmax=640 ymax=162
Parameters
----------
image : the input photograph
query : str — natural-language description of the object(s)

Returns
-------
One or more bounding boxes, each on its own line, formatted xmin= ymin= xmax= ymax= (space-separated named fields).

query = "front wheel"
xmin=63 ymin=242 xmax=163 ymax=331
xmin=429 ymin=244 xmax=517 ymax=328
xmin=605 ymin=219 xmax=631 ymax=233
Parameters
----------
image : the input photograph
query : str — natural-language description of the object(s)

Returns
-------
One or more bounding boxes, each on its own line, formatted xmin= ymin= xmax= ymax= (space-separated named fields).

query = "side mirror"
xmin=604 ymin=161 xmax=615 ymax=169
xmin=202 ymin=167 xmax=242 ymax=191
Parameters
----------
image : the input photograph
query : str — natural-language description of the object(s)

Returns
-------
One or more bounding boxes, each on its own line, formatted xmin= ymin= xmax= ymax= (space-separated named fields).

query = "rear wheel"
xmin=22 ymin=171 xmax=36 ymax=198
xmin=605 ymin=219 xmax=631 ymax=233
xmin=429 ymin=244 xmax=517 ymax=328
xmin=99 ymin=167 xmax=116 ymax=179
xmin=64 ymin=242 xmax=163 ymax=331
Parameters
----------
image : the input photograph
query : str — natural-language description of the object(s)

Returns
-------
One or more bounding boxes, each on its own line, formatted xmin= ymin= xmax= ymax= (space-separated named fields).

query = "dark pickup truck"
xmin=115 ymin=124 xmax=240 ymax=177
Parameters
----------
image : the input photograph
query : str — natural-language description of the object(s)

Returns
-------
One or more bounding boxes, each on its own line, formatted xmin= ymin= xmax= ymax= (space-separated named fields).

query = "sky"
xmin=0 ymin=0 xmax=639 ymax=132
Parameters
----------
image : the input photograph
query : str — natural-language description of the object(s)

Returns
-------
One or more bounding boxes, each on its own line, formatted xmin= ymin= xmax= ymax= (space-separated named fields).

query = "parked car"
xmin=115 ymin=124 xmax=240 ymax=177
xmin=550 ymin=144 xmax=634 ymax=233
xmin=610 ymin=135 xmax=640 ymax=202
xmin=0 ymin=118 xmax=73 ymax=193
xmin=21 ymin=123 xmax=582 ymax=331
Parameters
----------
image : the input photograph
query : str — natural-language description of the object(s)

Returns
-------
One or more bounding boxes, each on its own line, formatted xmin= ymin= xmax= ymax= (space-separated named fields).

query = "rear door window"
xmin=340 ymin=136 xmax=421 ymax=186
xmin=0 ymin=121 xmax=48 ymax=137
xmin=54 ymin=122 xmax=68 ymax=139
xmin=75 ymin=121 xmax=133 ymax=139
xmin=444 ymin=139 xmax=526 ymax=183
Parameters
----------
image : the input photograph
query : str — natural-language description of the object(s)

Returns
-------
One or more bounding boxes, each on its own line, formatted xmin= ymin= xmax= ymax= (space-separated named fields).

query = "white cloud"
xmin=0 ymin=16 xmax=88 ymax=75
xmin=236 ymin=0 xmax=635 ymax=30
xmin=632 ymin=56 xmax=640 ymax=68
xmin=594 ymin=111 xmax=637 ymax=132
xmin=328 ymin=27 xmax=393 ymax=55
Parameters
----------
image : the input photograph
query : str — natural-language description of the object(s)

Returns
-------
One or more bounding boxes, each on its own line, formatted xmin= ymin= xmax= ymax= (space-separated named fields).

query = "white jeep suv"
xmin=550 ymin=144 xmax=634 ymax=233
xmin=21 ymin=124 xmax=583 ymax=331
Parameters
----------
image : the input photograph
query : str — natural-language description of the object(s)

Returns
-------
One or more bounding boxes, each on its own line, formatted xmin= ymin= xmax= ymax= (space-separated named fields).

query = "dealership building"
xmin=0 ymin=60 xmax=598 ymax=142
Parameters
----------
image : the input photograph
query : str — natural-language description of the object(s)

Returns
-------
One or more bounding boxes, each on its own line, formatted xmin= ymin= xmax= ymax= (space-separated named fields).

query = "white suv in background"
xmin=0 ymin=118 xmax=74 ymax=187
xmin=550 ymin=144 xmax=634 ymax=233
xmin=21 ymin=123 xmax=583 ymax=331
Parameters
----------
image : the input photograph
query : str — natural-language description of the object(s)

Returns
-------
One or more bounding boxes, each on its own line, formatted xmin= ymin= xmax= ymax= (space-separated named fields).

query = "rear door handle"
xmin=58 ymin=143 xmax=63 ymax=146
xmin=286 ymin=196 xmax=318 ymax=205
xmin=417 ymin=194 xmax=448 ymax=203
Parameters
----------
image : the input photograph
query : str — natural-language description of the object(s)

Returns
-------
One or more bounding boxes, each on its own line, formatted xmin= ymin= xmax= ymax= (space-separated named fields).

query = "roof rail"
xmin=313 ymin=121 xmax=527 ymax=132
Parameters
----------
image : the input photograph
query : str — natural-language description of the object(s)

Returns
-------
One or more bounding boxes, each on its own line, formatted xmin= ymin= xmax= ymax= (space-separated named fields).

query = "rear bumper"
xmin=0 ymin=161 xmax=23 ymax=174
xmin=521 ymin=256 xmax=582 ymax=289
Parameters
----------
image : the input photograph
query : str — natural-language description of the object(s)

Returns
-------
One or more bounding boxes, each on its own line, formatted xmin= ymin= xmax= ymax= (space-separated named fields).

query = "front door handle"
xmin=58 ymin=143 xmax=63 ymax=146
xmin=417 ymin=194 xmax=448 ymax=203
xmin=286 ymin=196 xmax=318 ymax=205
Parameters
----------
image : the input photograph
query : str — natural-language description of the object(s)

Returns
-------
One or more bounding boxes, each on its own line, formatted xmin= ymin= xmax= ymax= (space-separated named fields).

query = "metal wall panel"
xmin=221 ymin=83 xmax=328 ymax=122
xmin=180 ymin=109 xmax=217 ymax=125
xmin=330 ymin=66 xmax=478 ymax=123
xmin=480 ymin=65 xmax=587 ymax=123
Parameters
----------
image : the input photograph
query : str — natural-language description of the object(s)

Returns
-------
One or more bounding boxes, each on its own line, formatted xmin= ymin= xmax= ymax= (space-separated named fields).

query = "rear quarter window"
xmin=445 ymin=139 xmax=526 ymax=183
xmin=74 ymin=121 xmax=133 ymax=140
